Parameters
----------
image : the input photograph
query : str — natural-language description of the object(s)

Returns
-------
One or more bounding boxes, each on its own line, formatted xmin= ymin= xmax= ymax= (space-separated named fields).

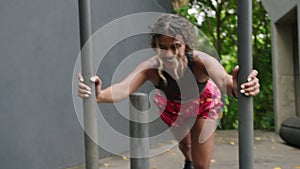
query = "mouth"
xmin=162 ymin=57 xmax=177 ymax=62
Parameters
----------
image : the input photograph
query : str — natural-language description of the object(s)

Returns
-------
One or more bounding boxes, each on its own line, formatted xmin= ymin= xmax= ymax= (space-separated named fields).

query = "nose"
xmin=161 ymin=49 xmax=175 ymax=59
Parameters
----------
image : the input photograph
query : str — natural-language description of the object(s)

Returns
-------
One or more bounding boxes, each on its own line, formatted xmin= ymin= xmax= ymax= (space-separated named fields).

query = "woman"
xmin=78 ymin=14 xmax=260 ymax=169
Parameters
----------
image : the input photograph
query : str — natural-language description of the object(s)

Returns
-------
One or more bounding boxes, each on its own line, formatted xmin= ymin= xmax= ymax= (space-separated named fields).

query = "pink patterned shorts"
xmin=153 ymin=79 xmax=223 ymax=127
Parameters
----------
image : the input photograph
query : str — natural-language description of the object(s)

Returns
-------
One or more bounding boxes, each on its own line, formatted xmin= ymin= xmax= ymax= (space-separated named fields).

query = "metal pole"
xmin=237 ymin=0 xmax=254 ymax=169
xmin=129 ymin=93 xmax=150 ymax=169
xmin=78 ymin=1 xmax=99 ymax=169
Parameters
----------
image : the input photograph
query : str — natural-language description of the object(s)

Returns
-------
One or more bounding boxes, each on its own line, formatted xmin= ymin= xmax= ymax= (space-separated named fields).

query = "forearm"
xmin=95 ymin=60 xmax=153 ymax=103
xmin=225 ymin=75 xmax=238 ymax=98
xmin=224 ymin=75 xmax=236 ymax=97
xmin=96 ymin=83 xmax=129 ymax=103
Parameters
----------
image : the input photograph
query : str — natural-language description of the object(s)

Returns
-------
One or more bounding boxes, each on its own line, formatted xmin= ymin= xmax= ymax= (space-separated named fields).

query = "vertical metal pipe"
xmin=129 ymin=93 xmax=150 ymax=169
xmin=237 ymin=0 xmax=254 ymax=169
xmin=78 ymin=1 xmax=99 ymax=169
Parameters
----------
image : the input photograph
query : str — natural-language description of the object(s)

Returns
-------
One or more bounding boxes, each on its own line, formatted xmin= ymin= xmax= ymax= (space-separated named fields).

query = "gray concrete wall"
xmin=262 ymin=0 xmax=297 ymax=23
xmin=272 ymin=23 xmax=297 ymax=132
xmin=262 ymin=0 xmax=300 ymax=132
xmin=0 ymin=0 xmax=172 ymax=169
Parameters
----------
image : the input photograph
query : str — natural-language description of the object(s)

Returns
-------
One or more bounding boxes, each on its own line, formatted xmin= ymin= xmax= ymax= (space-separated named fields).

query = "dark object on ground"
xmin=279 ymin=117 xmax=300 ymax=148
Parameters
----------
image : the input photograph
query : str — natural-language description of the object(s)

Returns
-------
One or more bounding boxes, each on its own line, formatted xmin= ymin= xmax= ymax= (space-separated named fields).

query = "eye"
xmin=158 ymin=45 xmax=167 ymax=50
xmin=171 ymin=44 xmax=181 ymax=52
xmin=170 ymin=45 xmax=176 ymax=51
xmin=175 ymin=44 xmax=182 ymax=48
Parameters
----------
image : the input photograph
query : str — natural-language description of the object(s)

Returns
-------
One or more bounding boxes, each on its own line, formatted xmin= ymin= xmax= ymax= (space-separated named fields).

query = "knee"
xmin=179 ymin=142 xmax=191 ymax=152
xmin=193 ymin=161 xmax=210 ymax=169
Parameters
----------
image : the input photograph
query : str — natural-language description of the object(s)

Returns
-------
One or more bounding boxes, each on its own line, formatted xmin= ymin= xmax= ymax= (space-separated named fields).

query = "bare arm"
xmin=193 ymin=51 xmax=260 ymax=97
xmin=78 ymin=57 xmax=158 ymax=103
xmin=97 ymin=60 xmax=155 ymax=102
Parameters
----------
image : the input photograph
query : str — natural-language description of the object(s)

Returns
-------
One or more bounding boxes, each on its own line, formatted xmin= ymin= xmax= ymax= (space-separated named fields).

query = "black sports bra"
xmin=154 ymin=53 xmax=207 ymax=101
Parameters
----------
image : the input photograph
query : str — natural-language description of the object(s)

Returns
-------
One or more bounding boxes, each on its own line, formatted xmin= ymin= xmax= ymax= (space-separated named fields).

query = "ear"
xmin=185 ymin=46 xmax=189 ymax=52
xmin=185 ymin=46 xmax=193 ymax=54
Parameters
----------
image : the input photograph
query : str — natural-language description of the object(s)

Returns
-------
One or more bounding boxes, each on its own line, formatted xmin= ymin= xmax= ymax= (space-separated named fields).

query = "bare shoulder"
xmin=192 ymin=51 xmax=223 ymax=82
xmin=143 ymin=56 xmax=159 ymax=84
xmin=141 ymin=55 xmax=159 ymax=68
xmin=193 ymin=50 xmax=221 ymax=67
xmin=192 ymin=50 xmax=228 ymax=83
xmin=193 ymin=51 xmax=216 ymax=62
xmin=133 ymin=55 xmax=159 ymax=82
xmin=192 ymin=51 xmax=210 ymax=67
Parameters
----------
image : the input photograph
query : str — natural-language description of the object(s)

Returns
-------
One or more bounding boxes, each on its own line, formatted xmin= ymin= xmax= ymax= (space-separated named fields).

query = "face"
xmin=156 ymin=35 xmax=187 ymax=69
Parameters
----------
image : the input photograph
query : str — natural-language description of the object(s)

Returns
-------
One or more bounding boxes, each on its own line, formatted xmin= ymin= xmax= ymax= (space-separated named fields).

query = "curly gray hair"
xmin=150 ymin=14 xmax=198 ymax=84
xmin=150 ymin=14 xmax=198 ymax=53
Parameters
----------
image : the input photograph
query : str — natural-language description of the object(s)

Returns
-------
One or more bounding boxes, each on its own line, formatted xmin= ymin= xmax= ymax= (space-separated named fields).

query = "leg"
xmin=170 ymin=125 xmax=192 ymax=162
xmin=189 ymin=118 xmax=217 ymax=169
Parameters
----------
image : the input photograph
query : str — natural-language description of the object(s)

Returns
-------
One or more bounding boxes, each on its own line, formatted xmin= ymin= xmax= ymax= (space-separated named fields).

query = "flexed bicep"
xmin=194 ymin=51 xmax=230 ymax=94
xmin=101 ymin=58 xmax=158 ymax=103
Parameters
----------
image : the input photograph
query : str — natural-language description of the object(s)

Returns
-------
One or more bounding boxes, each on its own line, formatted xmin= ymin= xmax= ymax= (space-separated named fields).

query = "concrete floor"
xmin=67 ymin=130 xmax=300 ymax=169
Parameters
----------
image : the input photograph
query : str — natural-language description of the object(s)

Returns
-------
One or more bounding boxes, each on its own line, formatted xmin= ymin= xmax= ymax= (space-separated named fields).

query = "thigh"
xmin=170 ymin=125 xmax=190 ymax=142
xmin=189 ymin=118 xmax=217 ymax=167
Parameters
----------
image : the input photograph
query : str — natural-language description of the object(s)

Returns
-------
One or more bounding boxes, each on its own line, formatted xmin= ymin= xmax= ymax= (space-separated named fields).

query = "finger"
xmin=78 ymin=73 xmax=84 ymax=82
xmin=90 ymin=76 xmax=102 ymax=91
xmin=247 ymin=87 xmax=260 ymax=96
xmin=232 ymin=65 xmax=239 ymax=82
xmin=78 ymin=93 xmax=90 ymax=98
xmin=240 ymin=78 xmax=260 ymax=95
xmin=90 ymin=76 xmax=101 ymax=84
xmin=242 ymin=85 xmax=257 ymax=94
xmin=78 ymin=82 xmax=91 ymax=91
xmin=241 ymin=77 xmax=259 ymax=89
xmin=247 ymin=70 xmax=258 ymax=80
xmin=78 ymin=88 xmax=92 ymax=95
